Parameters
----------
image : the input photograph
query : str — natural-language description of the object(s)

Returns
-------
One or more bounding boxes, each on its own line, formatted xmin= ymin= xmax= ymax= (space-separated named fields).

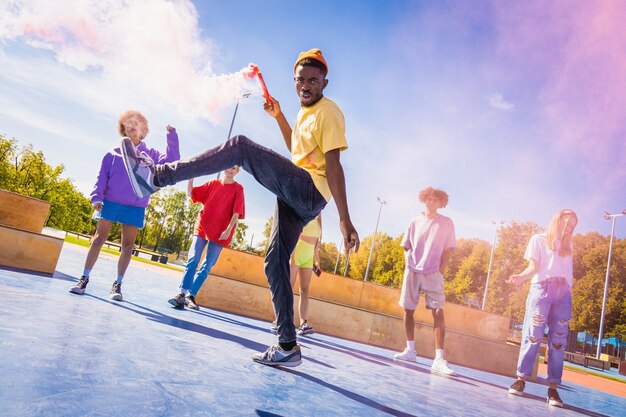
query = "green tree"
xmin=260 ymin=215 xmax=274 ymax=254
xmin=140 ymin=189 xmax=200 ymax=254
xmin=370 ymin=235 xmax=404 ymax=287
xmin=0 ymin=136 xmax=92 ymax=233
xmin=230 ymin=221 xmax=249 ymax=250
xmin=344 ymin=232 xmax=394 ymax=281
xmin=319 ymin=241 xmax=339 ymax=273
xmin=484 ymin=221 xmax=542 ymax=319
xmin=571 ymin=234 xmax=626 ymax=337
xmin=445 ymin=238 xmax=491 ymax=307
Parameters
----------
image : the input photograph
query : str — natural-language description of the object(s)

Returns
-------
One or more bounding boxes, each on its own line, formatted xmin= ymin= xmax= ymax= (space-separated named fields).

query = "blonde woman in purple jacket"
xmin=70 ymin=110 xmax=180 ymax=301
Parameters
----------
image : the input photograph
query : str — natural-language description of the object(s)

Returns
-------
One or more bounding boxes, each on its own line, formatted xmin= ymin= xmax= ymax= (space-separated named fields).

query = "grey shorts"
xmin=398 ymin=269 xmax=445 ymax=310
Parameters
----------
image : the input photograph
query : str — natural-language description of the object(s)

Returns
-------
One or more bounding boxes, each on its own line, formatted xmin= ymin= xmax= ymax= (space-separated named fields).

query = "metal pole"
xmin=482 ymin=221 xmax=503 ymax=311
xmin=596 ymin=211 xmax=624 ymax=358
xmin=334 ymin=239 xmax=342 ymax=274
xmin=364 ymin=197 xmax=386 ymax=282
xmin=218 ymin=93 xmax=250 ymax=179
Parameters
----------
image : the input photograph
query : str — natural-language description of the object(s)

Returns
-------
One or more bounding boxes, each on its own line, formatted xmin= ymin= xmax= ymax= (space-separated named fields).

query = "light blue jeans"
xmin=516 ymin=277 xmax=572 ymax=384
xmin=180 ymin=235 xmax=223 ymax=296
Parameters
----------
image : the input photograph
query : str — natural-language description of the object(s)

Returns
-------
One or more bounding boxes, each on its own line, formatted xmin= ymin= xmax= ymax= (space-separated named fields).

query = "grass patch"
xmin=563 ymin=363 xmax=625 ymax=383
xmin=64 ymin=235 xmax=183 ymax=272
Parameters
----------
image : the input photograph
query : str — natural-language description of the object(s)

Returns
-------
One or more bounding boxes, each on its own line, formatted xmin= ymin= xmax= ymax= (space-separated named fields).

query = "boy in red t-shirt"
xmin=168 ymin=166 xmax=245 ymax=309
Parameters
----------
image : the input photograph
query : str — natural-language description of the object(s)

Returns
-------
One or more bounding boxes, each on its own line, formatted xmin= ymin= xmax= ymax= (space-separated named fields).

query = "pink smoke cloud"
xmin=0 ymin=0 xmax=262 ymax=123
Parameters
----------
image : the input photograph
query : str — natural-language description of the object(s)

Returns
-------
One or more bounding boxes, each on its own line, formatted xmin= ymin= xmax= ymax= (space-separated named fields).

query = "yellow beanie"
xmin=294 ymin=48 xmax=328 ymax=75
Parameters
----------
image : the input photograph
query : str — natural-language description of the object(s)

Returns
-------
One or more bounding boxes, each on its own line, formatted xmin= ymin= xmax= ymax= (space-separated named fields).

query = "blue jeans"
xmin=180 ymin=235 xmax=223 ymax=296
xmin=516 ymin=277 xmax=572 ymax=384
xmin=155 ymin=135 xmax=327 ymax=343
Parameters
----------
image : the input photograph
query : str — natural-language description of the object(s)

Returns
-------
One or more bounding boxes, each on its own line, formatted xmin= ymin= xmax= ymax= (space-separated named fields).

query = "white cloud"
xmin=486 ymin=93 xmax=514 ymax=111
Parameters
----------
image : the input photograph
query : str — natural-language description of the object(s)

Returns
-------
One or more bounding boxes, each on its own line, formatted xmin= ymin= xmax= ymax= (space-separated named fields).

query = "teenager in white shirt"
xmin=507 ymin=209 xmax=578 ymax=408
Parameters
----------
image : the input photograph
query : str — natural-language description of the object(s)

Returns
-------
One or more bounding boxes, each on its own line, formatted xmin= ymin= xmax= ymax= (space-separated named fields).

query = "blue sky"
xmin=1 ymin=0 xmax=626 ymax=250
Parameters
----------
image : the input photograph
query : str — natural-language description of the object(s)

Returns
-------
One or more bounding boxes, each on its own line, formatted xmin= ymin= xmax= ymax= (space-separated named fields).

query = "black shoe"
xmin=168 ymin=293 xmax=185 ymax=309
xmin=69 ymin=276 xmax=89 ymax=294
xmin=547 ymin=388 xmax=563 ymax=407
xmin=297 ymin=321 xmax=315 ymax=336
xmin=110 ymin=281 xmax=123 ymax=301
xmin=508 ymin=380 xmax=525 ymax=396
xmin=185 ymin=295 xmax=199 ymax=310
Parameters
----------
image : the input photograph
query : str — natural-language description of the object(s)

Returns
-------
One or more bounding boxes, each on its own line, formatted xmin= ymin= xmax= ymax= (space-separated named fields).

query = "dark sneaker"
xmin=110 ymin=281 xmax=123 ymax=301
xmin=69 ymin=276 xmax=89 ymax=295
xmin=120 ymin=137 xmax=157 ymax=198
xmin=508 ymin=380 xmax=525 ymax=396
xmin=185 ymin=295 xmax=199 ymax=310
xmin=547 ymin=388 xmax=563 ymax=407
xmin=252 ymin=345 xmax=302 ymax=367
xmin=270 ymin=321 xmax=278 ymax=332
xmin=168 ymin=293 xmax=185 ymax=309
xmin=297 ymin=322 xmax=315 ymax=336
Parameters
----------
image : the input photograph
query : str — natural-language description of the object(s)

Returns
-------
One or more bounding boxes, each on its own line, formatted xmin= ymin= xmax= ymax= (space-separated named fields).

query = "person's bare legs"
xmin=83 ymin=220 xmax=113 ymax=270
xmin=289 ymin=256 xmax=298 ymax=287
xmin=298 ymin=267 xmax=313 ymax=324
xmin=404 ymin=308 xmax=415 ymax=341
xmin=432 ymin=308 xmax=445 ymax=350
xmin=118 ymin=224 xmax=139 ymax=276
xmin=393 ymin=308 xmax=418 ymax=361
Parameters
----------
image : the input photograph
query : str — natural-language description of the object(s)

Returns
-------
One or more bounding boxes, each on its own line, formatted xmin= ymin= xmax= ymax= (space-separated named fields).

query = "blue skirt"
xmin=96 ymin=200 xmax=146 ymax=229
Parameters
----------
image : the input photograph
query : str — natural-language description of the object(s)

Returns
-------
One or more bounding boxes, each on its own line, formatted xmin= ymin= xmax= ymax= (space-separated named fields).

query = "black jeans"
xmin=155 ymin=135 xmax=327 ymax=343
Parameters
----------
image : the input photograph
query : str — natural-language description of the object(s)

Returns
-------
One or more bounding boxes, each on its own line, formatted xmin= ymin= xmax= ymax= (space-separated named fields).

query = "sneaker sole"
xmin=168 ymin=299 xmax=185 ymax=309
xmin=508 ymin=389 xmax=524 ymax=396
xmin=110 ymin=294 xmax=123 ymax=301
xmin=432 ymin=368 xmax=456 ymax=376
xmin=547 ymin=400 xmax=563 ymax=407
xmin=120 ymin=138 xmax=155 ymax=198
xmin=252 ymin=358 xmax=302 ymax=367
xmin=69 ymin=288 xmax=85 ymax=294
xmin=394 ymin=356 xmax=418 ymax=363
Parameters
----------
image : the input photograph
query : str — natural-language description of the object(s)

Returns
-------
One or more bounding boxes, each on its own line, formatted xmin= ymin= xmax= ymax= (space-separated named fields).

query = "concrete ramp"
xmin=198 ymin=248 xmax=533 ymax=378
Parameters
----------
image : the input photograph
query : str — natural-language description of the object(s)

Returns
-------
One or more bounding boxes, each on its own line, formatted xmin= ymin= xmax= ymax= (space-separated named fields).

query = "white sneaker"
xmin=393 ymin=347 xmax=417 ymax=362
xmin=431 ymin=358 xmax=456 ymax=375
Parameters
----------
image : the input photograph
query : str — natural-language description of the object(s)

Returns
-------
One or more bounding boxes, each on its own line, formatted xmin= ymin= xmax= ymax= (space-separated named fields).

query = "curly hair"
xmin=418 ymin=187 xmax=449 ymax=208
xmin=117 ymin=110 xmax=149 ymax=139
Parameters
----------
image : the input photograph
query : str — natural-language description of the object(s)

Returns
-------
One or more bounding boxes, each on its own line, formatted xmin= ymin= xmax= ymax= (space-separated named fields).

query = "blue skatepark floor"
xmin=1 ymin=244 xmax=624 ymax=417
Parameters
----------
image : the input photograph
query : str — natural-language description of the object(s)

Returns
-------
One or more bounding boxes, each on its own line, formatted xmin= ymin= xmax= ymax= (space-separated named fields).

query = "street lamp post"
xmin=596 ymin=209 xmax=626 ymax=359
xmin=482 ymin=220 xmax=504 ymax=311
xmin=334 ymin=239 xmax=343 ymax=274
xmin=364 ymin=197 xmax=387 ymax=282
xmin=344 ymin=249 xmax=351 ymax=276
xmin=217 ymin=93 xmax=251 ymax=179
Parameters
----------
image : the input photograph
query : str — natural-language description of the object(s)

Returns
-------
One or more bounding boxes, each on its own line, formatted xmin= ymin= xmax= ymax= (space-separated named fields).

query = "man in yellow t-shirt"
xmin=121 ymin=48 xmax=359 ymax=368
